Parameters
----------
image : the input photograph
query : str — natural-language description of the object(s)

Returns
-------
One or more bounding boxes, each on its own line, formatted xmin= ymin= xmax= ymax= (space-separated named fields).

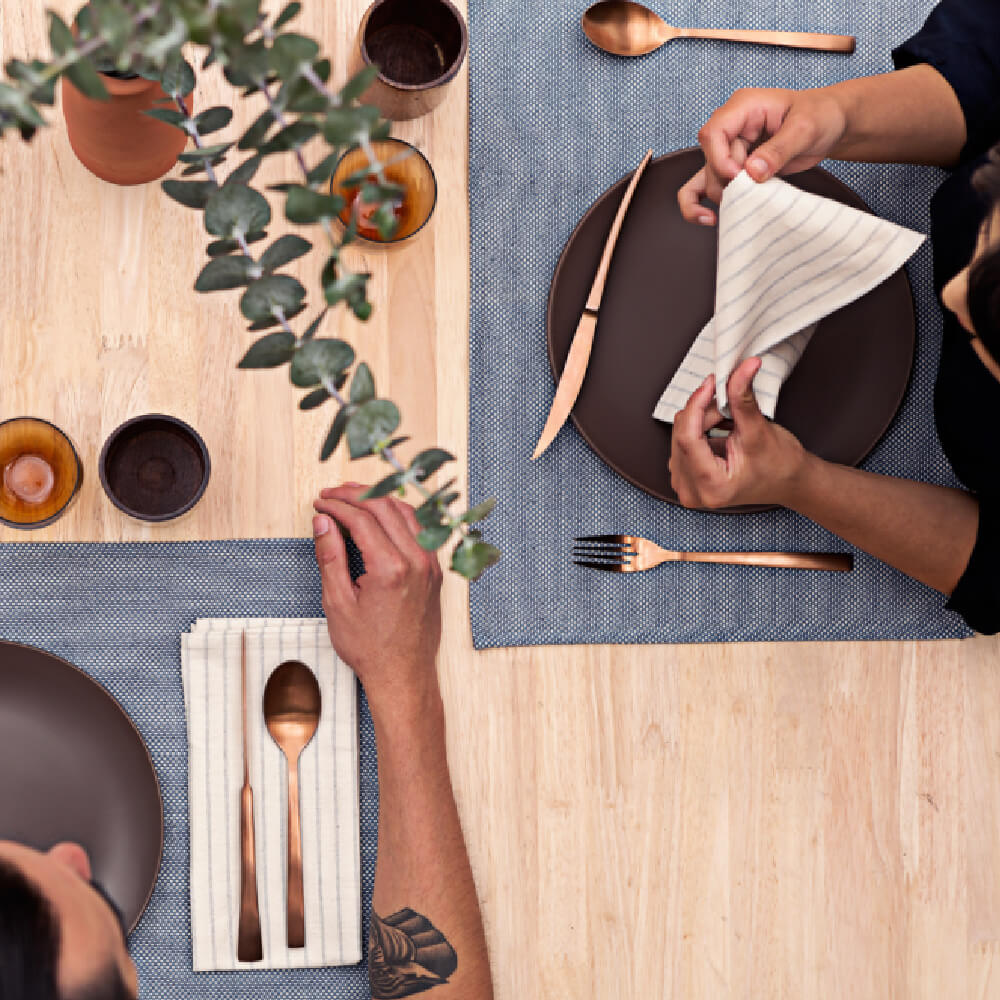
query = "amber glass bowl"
xmin=330 ymin=138 xmax=438 ymax=245
xmin=0 ymin=418 xmax=82 ymax=529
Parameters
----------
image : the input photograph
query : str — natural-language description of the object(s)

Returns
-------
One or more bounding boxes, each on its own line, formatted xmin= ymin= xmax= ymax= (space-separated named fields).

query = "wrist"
xmin=365 ymin=670 xmax=444 ymax=732
xmin=776 ymin=447 xmax=823 ymax=511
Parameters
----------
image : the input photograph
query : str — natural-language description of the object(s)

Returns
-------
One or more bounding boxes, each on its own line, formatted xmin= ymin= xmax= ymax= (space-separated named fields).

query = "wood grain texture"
xmin=3 ymin=3 xmax=1000 ymax=998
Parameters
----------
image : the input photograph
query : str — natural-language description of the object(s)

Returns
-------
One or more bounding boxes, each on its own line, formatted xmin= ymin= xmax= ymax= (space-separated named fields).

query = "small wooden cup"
xmin=99 ymin=414 xmax=210 ymax=522
xmin=330 ymin=138 xmax=438 ymax=245
xmin=350 ymin=0 xmax=468 ymax=121
xmin=0 ymin=418 xmax=82 ymax=529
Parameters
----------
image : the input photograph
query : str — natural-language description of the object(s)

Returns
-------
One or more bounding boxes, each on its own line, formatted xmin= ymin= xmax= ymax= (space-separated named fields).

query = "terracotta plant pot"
xmin=61 ymin=73 xmax=191 ymax=185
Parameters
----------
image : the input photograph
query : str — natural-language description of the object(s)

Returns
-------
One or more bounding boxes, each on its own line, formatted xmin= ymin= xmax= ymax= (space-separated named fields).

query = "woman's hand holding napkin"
xmin=654 ymin=170 xmax=926 ymax=422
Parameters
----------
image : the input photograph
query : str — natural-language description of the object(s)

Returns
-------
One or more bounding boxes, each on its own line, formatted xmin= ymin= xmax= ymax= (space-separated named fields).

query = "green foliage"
xmin=0 ymin=0 xmax=497 ymax=580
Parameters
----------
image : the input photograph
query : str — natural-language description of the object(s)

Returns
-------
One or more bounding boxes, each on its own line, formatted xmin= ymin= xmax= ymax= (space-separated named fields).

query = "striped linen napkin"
xmin=653 ymin=170 xmax=925 ymax=423
xmin=181 ymin=617 xmax=361 ymax=971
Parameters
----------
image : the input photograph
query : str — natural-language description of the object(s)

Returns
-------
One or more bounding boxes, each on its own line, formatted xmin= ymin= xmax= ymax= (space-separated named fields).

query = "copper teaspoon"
xmin=263 ymin=660 xmax=321 ymax=949
xmin=582 ymin=1 xmax=855 ymax=56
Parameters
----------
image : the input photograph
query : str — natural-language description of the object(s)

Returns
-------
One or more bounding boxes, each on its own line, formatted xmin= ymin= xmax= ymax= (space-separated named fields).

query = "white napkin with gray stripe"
xmin=653 ymin=170 xmax=925 ymax=422
xmin=181 ymin=617 xmax=361 ymax=971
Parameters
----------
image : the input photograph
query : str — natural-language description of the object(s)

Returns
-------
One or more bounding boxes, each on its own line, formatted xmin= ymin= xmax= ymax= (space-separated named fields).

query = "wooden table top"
xmin=3 ymin=3 xmax=1000 ymax=997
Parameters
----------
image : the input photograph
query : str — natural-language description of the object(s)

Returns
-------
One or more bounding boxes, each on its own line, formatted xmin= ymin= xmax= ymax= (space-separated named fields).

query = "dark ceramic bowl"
xmin=99 ymin=414 xmax=210 ymax=522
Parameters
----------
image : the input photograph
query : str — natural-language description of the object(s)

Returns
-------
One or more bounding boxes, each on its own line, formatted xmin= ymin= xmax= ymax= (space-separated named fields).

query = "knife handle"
xmin=237 ymin=783 xmax=264 ymax=963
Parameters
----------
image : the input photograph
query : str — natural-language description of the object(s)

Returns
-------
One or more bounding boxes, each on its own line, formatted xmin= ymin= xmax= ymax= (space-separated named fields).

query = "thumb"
xmin=746 ymin=116 xmax=813 ymax=181
xmin=313 ymin=513 xmax=354 ymax=605
xmin=727 ymin=358 xmax=764 ymax=424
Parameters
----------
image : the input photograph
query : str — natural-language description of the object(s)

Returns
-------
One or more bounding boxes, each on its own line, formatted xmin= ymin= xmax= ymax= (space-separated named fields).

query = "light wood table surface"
xmin=3 ymin=3 xmax=1000 ymax=998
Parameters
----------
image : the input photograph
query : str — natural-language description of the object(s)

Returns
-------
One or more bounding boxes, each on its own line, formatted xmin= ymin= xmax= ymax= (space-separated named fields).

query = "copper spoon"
xmin=263 ymin=660 xmax=322 ymax=949
xmin=582 ymin=1 xmax=855 ymax=56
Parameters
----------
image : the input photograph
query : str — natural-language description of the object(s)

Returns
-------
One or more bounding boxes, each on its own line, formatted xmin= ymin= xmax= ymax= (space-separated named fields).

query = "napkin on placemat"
xmin=181 ymin=617 xmax=361 ymax=971
xmin=653 ymin=170 xmax=925 ymax=423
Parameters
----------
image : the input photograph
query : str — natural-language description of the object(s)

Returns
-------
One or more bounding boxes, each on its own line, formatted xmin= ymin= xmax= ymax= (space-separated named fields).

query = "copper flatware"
xmin=237 ymin=633 xmax=264 ymax=963
xmin=532 ymin=149 xmax=653 ymax=459
xmin=574 ymin=534 xmax=854 ymax=572
xmin=582 ymin=1 xmax=856 ymax=57
xmin=263 ymin=660 xmax=321 ymax=949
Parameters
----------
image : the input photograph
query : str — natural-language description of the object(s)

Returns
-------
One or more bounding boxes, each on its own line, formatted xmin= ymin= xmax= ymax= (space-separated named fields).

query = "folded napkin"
xmin=653 ymin=170 xmax=925 ymax=422
xmin=181 ymin=617 xmax=361 ymax=971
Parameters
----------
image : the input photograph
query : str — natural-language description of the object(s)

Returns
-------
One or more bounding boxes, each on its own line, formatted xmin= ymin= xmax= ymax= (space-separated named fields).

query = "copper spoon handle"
xmin=237 ymin=633 xmax=263 ymax=963
xmin=286 ymin=757 xmax=305 ymax=948
xmin=676 ymin=26 xmax=855 ymax=53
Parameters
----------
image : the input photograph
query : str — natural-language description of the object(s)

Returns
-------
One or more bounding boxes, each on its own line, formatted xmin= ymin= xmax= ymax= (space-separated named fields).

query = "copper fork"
xmin=573 ymin=535 xmax=853 ymax=573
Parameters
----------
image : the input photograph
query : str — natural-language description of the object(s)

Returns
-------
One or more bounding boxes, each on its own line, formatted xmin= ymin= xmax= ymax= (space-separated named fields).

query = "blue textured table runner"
xmin=0 ymin=540 xmax=376 ymax=1000
xmin=467 ymin=0 xmax=973 ymax=647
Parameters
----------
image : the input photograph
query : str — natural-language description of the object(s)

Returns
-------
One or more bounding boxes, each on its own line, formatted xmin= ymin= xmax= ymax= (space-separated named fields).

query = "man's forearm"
xmin=827 ymin=64 xmax=967 ymax=167
xmin=782 ymin=454 xmax=978 ymax=595
xmin=366 ymin=683 xmax=493 ymax=1000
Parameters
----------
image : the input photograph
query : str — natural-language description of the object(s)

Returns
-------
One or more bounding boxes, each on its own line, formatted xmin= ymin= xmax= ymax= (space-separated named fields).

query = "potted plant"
xmin=0 ymin=0 xmax=498 ymax=580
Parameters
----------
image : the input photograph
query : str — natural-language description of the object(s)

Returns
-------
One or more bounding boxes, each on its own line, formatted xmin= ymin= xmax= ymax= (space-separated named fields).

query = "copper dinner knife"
xmin=532 ymin=149 xmax=654 ymax=459
xmin=237 ymin=631 xmax=264 ymax=963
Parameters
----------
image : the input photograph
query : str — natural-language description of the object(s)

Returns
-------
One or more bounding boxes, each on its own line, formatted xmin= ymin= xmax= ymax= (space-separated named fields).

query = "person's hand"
xmin=678 ymin=87 xmax=849 ymax=225
xmin=312 ymin=484 xmax=443 ymax=716
xmin=669 ymin=359 xmax=808 ymax=509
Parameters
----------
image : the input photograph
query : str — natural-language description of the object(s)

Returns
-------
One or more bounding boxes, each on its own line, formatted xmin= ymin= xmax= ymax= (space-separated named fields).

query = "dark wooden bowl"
xmin=99 ymin=414 xmax=210 ymax=522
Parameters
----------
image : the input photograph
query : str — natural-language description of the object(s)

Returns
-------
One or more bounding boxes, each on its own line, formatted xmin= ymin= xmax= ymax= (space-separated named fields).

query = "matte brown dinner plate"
xmin=546 ymin=147 xmax=917 ymax=512
xmin=0 ymin=641 xmax=163 ymax=931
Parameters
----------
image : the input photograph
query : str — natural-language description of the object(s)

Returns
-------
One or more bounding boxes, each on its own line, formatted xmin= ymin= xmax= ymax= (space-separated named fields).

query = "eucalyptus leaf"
xmin=258 ymin=120 xmax=317 ymax=155
xmin=409 ymin=448 xmax=455 ymax=482
xmin=417 ymin=523 xmax=453 ymax=552
xmin=273 ymin=2 xmax=302 ymax=30
xmin=301 ymin=308 xmax=328 ymax=340
xmin=299 ymin=387 xmax=329 ymax=410
xmin=225 ymin=154 xmax=262 ymax=186
xmin=349 ymin=362 xmax=375 ymax=404
xmin=161 ymin=179 xmax=214 ymax=209
xmin=238 ymin=109 xmax=274 ymax=150
xmin=451 ymin=537 xmax=502 ymax=580
xmin=320 ymin=405 xmax=352 ymax=461
xmin=284 ymin=186 xmax=344 ymax=225
xmin=239 ymin=274 xmax=306 ymax=322
xmin=204 ymin=183 xmax=271 ymax=237
xmin=160 ymin=55 xmax=195 ymax=97
xmin=323 ymin=271 xmax=368 ymax=307
xmin=145 ymin=107 xmax=188 ymax=127
xmin=339 ymin=65 xmax=379 ymax=104
xmin=363 ymin=473 xmax=406 ymax=500
xmin=269 ymin=33 xmax=319 ymax=78
xmin=306 ymin=152 xmax=341 ymax=186
xmin=207 ymin=230 xmax=267 ymax=256
xmin=260 ymin=234 xmax=312 ymax=271
xmin=246 ymin=302 xmax=305 ymax=330
xmin=178 ymin=142 xmax=233 ymax=162
xmin=352 ymin=300 xmax=372 ymax=322
xmin=48 ymin=13 xmax=75 ymax=57
xmin=346 ymin=399 xmax=400 ymax=460
xmin=194 ymin=255 xmax=256 ymax=292
xmin=194 ymin=106 xmax=233 ymax=135
xmin=461 ymin=498 xmax=497 ymax=524
xmin=237 ymin=331 xmax=296 ymax=369
xmin=290 ymin=338 xmax=355 ymax=388
xmin=64 ymin=58 xmax=108 ymax=101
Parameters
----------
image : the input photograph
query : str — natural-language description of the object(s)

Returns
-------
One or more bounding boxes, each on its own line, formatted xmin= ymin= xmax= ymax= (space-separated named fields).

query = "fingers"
xmin=726 ymin=358 xmax=765 ymax=424
xmin=677 ymin=167 xmax=715 ymax=225
xmin=744 ymin=111 xmax=817 ymax=181
xmin=313 ymin=513 xmax=355 ymax=609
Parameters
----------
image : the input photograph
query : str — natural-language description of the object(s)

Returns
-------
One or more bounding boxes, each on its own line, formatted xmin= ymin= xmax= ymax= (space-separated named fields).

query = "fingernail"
xmin=749 ymin=157 xmax=769 ymax=179
xmin=697 ymin=214 xmax=714 ymax=226
xmin=344 ymin=481 xmax=362 ymax=488
xmin=313 ymin=515 xmax=329 ymax=537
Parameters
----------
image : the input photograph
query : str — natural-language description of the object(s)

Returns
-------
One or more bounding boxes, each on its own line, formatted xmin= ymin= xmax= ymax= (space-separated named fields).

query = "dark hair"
xmin=969 ymin=143 xmax=1000 ymax=357
xmin=0 ymin=858 xmax=132 ymax=1000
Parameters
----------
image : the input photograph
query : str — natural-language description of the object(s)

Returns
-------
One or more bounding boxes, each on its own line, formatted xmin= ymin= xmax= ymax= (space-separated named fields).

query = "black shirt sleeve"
xmin=892 ymin=0 xmax=1000 ymax=163
xmin=947 ymin=496 xmax=1000 ymax=635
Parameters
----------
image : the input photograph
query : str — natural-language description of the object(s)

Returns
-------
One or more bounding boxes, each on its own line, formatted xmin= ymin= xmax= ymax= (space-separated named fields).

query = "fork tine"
xmin=572 ymin=543 xmax=632 ymax=554
xmin=572 ymin=552 xmax=631 ymax=564
xmin=574 ymin=560 xmax=627 ymax=573
xmin=575 ymin=534 xmax=628 ymax=543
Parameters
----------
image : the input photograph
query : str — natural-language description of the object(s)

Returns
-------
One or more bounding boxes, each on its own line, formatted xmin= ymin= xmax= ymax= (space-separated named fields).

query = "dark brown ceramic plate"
xmin=546 ymin=147 xmax=916 ymax=513
xmin=0 ymin=641 xmax=163 ymax=931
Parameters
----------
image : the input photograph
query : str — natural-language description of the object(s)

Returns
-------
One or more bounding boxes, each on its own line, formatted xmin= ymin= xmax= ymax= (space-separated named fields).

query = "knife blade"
xmin=237 ymin=631 xmax=264 ymax=963
xmin=532 ymin=149 xmax=654 ymax=459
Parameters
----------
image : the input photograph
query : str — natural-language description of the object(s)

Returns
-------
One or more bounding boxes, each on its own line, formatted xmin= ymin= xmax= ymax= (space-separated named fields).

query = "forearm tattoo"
xmin=369 ymin=908 xmax=458 ymax=998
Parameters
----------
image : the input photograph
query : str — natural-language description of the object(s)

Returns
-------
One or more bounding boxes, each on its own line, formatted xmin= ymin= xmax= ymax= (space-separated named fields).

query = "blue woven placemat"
xmin=468 ymin=0 xmax=973 ymax=647
xmin=0 ymin=540 xmax=375 ymax=1000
